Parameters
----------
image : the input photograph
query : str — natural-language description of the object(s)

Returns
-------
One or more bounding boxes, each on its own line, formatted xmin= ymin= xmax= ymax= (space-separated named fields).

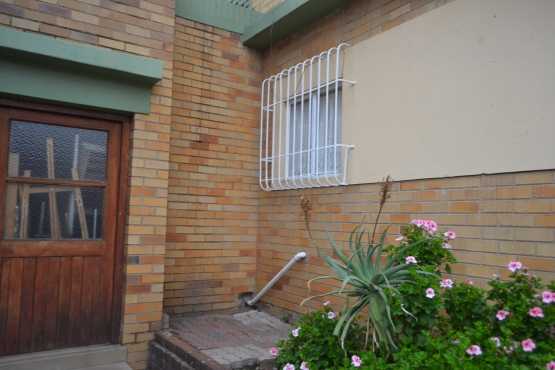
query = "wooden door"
xmin=0 ymin=106 xmax=125 ymax=355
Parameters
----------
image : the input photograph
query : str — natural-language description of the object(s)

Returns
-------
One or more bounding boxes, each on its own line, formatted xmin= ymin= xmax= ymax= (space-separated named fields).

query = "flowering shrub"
xmin=389 ymin=221 xmax=456 ymax=273
xmin=276 ymin=219 xmax=554 ymax=370
xmin=387 ymin=222 xmax=456 ymax=344
xmin=340 ymin=262 xmax=554 ymax=369
xmin=389 ymin=267 xmax=442 ymax=344
xmin=443 ymin=281 xmax=490 ymax=331
xmin=274 ymin=305 xmax=364 ymax=370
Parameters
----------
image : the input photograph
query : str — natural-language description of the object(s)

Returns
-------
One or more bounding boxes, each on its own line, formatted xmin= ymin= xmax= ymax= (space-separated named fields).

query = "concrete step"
xmin=78 ymin=363 xmax=132 ymax=370
xmin=0 ymin=345 xmax=127 ymax=370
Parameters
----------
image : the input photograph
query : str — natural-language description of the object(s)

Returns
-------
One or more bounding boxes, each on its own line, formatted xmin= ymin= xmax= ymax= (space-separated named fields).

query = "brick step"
xmin=149 ymin=331 xmax=277 ymax=370
xmin=149 ymin=332 xmax=220 ymax=370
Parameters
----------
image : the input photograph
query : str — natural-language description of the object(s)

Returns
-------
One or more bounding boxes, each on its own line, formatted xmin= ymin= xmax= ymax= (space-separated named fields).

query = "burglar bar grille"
xmin=259 ymin=43 xmax=355 ymax=191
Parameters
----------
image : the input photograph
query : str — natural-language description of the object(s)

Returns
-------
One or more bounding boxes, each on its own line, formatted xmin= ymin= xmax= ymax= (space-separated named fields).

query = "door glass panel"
xmin=3 ymin=184 xmax=104 ymax=240
xmin=8 ymin=121 xmax=108 ymax=181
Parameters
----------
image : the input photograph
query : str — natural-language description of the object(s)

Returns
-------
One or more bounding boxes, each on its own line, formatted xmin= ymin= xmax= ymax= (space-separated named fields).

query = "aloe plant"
xmin=302 ymin=226 xmax=430 ymax=353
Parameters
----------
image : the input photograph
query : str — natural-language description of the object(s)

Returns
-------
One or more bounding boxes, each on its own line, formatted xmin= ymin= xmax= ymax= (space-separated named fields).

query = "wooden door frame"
xmin=0 ymin=98 xmax=131 ymax=345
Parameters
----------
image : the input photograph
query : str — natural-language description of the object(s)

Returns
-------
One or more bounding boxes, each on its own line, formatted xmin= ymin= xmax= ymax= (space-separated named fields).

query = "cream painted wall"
xmin=342 ymin=0 xmax=555 ymax=185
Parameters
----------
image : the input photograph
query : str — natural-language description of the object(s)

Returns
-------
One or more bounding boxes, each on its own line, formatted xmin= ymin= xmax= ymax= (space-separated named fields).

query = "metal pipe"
xmin=246 ymin=251 xmax=307 ymax=306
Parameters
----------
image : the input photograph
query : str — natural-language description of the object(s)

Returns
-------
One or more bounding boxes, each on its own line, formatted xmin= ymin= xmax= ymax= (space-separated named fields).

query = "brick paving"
xmin=170 ymin=311 xmax=291 ymax=369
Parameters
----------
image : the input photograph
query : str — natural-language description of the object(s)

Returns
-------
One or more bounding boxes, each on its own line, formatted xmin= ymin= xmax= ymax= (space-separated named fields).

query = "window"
xmin=3 ymin=121 xmax=107 ymax=240
xmin=259 ymin=43 xmax=355 ymax=191
xmin=287 ymin=89 xmax=342 ymax=179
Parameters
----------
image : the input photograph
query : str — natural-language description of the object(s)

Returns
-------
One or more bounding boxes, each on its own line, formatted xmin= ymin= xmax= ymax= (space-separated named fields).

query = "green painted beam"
xmin=0 ymin=51 xmax=152 ymax=113
xmin=241 ymin=0 xmax=348 ymax=49
xmin=0 ymin=26 xmax=164 ymax=113
xmin=176 ymin=0 xmax=260 ymax=34
xmin=0 ymin=25 xmax=163 ymax=84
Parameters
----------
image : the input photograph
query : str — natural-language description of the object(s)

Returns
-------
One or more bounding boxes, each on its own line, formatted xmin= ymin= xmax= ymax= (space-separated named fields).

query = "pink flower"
xmin=323 ymin=300 xmax=330 ymax=306
xmin=292 ymin=327 xmax=300 ymax=337
xmin=270 ymin=347 xmax=279 ymax=357
xmin=521 ymin=338 xmax=536 ymax=352
xmin=542 ymin=291 xmax=553 ymax=304
xmin=507 ymin=261 xmax=523 ymax=273
xmin=442 ymin=243 xmax=452 ymax=249
xmin=529 ymin=307 xmax=544 ymax=318
xmin=300 ymin=362 xmax=309 ymax=370
xmin=490 ymin=337 xmax=501 ymax=348
xmin=327 ymin=311 xmax=336 ymax=320
xmin=283 ymin=364 xmax=295 ymax=370
xmin=425 ymin=288 xmax=435 ymax=299
xmin=444 ymin=230 xmax=456 ymax=240
xmin=546 ymin=361 xmax=555 ymax=370
xmin=423 ymin=220 xmax=438 ymax=234
xmin=411 ymin=219 xmax=424 ymax=227
xmin=395 ymin=236 xmax=405 ymax=242
xmin=351 ymin=355 xmax=362 ymax=367
xmin=466 ymin=345 xmax=482 ymax=356
xmin=405 ymin=256 xmax=417 ymax=264
xmin=440 ymin=279 xmax=453 ymax=289
xmin=496 ymin=310 xmax=510 ymax=321
xmin=465 ymin=280 xmax=474 ymax=285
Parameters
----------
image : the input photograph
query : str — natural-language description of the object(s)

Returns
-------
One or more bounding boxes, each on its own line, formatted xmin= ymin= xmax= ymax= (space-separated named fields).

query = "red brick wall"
xmin=165 ymin=17 xmax=262 ymax=315
xmin=0 ymin=1 xmax=174 ymax=368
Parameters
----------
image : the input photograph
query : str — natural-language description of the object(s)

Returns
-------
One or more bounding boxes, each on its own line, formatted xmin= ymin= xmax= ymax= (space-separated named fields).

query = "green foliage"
xmin=389 ymin=223 xmax=456 ymax=273
xmin=283 ymin=220 xmax=554 ymax=370
xmin=389 ymin=267 xmax=442 ymax=345
xmin=275 ymin=306 xmax=364 ymax=370
xmin=444 ymin=281 xmax=490 ymax=331
xmin=385 ymin=223 xmax=456 ymax=344
xmin=487 ymin=271 xmax=555 ymax=355
xmin=302 ymin=225 xmax=432 ymax=352
xmin=344 ymin=325 xmax=553 ymax=370
xmin=339 ymin=268 xmax=555 ymax=370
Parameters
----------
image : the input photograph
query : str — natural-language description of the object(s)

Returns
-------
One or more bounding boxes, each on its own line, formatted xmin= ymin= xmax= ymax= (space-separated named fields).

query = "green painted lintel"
xmin=0 ymin=52 xmax=152 ymax=113
xmin=0 ymin=26 xmax=164 ymax=113
xmin=241 ymin=0 xmax=348 ymax=49
xmin=176 ymin=0 xmax=260 ymax=35
xmin=0 ymin=25 xmax=163 ymax=84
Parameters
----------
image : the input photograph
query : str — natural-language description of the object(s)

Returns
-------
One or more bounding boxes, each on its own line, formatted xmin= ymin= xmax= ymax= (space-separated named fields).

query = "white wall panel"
xmin=343 ymin=0 xmax=555 ymax=184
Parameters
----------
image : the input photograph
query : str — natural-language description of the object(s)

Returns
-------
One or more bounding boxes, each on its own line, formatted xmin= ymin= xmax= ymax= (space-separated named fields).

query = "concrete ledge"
xmin=0 ymin=26 xmax=163 ymax=83
xmin=0 ymin=345 xmax=127 ymax=370
xmin=241 ymin=0 xmax=347 ymax=49
xmin=175 ymin=0 xmax=260 ymax=34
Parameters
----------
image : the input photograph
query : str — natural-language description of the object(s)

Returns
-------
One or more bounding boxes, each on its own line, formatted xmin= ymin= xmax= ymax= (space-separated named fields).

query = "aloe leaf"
xmin=378 ymin=226 xmax=389 ymax=246
xmin=339 ymin=300 xmax=367 ymax=348
xmin=326 ymin=231 xmax=350 ymax=265
xmin=300 ymin=289 xmax=358 ymax=307
xmin=307 ymin=275 xmax=337 ymax=290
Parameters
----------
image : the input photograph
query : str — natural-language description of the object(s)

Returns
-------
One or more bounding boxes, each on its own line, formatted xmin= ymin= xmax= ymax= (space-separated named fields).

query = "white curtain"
xmin=286 ymin=89 xmax=342 ymax=179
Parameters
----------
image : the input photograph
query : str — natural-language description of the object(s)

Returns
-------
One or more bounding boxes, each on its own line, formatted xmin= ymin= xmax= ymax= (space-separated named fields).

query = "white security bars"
xmin=259 ymin=43 xmax=355 ymax=191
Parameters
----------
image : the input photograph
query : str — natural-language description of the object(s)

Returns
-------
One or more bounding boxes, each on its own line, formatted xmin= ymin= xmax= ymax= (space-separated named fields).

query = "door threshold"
xmin=0 ymin=344 xmax=127 ymax=370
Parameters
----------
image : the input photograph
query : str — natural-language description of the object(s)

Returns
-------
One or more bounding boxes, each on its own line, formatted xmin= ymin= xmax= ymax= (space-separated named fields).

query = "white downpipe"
xmin=246 ymin=251 xmax=307 ymax=306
